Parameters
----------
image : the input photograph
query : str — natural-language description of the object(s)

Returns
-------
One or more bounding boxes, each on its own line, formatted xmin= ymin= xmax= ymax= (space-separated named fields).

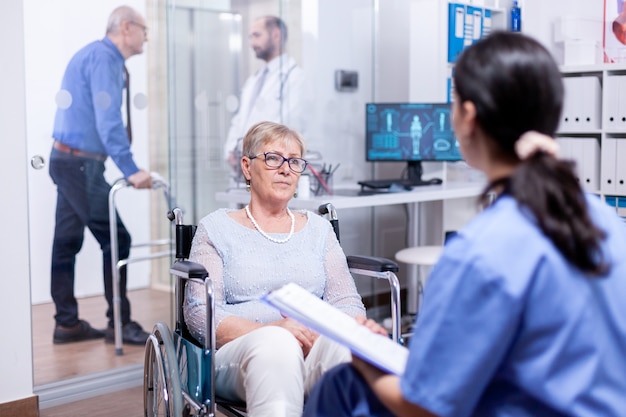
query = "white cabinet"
xmin=604 ymin=138 xmax=626 ymax=194
xmin=559 ymin=64 xmax=626 ymax=218
xmin=557 ymin=136 xmax=600 ymax=192
xmin=560 ymin=76 xmax=602 ymax=131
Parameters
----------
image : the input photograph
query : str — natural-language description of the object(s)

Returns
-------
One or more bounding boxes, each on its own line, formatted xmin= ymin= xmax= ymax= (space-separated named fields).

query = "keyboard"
xmin=358 ymin=178 xmax=442 ymax=190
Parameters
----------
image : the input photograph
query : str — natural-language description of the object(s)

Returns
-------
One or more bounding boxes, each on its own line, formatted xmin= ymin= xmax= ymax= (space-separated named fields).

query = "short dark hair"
xmin=263 ymin=16 xmax=288 ymax=48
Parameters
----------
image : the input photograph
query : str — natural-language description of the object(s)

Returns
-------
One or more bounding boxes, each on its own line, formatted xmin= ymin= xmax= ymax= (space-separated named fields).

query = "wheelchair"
xmin=143 ymin=204 xmax=402 ymax=417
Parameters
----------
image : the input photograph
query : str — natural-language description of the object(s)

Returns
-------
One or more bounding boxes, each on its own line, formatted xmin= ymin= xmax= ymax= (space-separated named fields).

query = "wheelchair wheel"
xmin=144 ymin=322 xmax=183 ymax=417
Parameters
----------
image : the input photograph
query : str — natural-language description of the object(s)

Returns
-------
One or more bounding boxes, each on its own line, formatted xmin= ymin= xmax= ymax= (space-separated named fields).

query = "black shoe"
xmin=105 ymin=321 xmax=150 ymax=345
xmin=53 ymin=320 xmax=105 ymax=344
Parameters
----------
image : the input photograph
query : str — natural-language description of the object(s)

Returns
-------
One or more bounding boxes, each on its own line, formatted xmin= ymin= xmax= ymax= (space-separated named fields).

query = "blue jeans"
xmin=49 ymin=147 xmax=132 ymax=328
xmin=303 ymin=363 xmax=395 ymax=417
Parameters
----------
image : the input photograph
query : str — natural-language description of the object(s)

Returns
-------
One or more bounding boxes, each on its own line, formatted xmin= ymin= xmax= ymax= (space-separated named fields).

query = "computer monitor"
xmin=365 ymin=102 xmax=462 ymax=183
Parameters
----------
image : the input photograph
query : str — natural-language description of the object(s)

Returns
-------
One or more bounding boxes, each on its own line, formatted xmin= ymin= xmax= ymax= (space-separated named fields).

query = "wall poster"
xmin=605 ymin=0 xmax=626 ymax=62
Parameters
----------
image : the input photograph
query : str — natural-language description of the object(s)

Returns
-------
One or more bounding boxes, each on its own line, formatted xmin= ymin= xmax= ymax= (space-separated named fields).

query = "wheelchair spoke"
xmin=144 ymin=334 xmax=171 ymax=416
xmin=143 ymin=323 xmax=184 ymax=417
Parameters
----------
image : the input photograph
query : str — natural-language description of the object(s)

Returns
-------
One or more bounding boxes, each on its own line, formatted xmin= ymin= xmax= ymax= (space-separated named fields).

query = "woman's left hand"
xmin=355 ymin=315 xmax=389 ymax=337
xmin=270 ymin=317 xmax=318 ymax=357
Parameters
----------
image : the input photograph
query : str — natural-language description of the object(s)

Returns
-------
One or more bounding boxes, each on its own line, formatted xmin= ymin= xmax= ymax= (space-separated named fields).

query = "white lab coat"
xmin=223 ymin=54 xmax=310 ymax=160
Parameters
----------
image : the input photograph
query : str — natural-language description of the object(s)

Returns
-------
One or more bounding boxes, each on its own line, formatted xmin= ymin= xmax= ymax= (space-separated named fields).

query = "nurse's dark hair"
xmin=454 ymin=31 xmax=608 ymax=276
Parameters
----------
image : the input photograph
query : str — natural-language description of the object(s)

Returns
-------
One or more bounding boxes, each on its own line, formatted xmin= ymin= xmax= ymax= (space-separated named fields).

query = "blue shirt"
xmin=52 ymin=37 xmax=139 ymax=177
xmin=401 ymin=194 xmax=626 ymax=417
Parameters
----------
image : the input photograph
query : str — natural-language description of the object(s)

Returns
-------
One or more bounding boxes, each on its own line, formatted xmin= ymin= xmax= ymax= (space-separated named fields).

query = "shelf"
xmin=558 ymin=65 xmax=626 ymax=197
xmin=604 ymin=131 xmax=626 ymax=137
xmin=556 ymin=130 xmax=602 ymax=136
xmin=560 ymin=62 xmax=626 ymax=74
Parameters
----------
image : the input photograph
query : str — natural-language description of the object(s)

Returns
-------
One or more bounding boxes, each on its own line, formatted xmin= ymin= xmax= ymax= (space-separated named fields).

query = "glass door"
xmin=167 ymin=4 xmax=242 ymax=224
xmin=24 ymin=0 xmax=170 ymax=404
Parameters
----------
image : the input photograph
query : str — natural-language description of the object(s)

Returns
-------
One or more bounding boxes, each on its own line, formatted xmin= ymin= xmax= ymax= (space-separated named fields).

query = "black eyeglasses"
xmin=249 ymin=152 xmax=308 ymax=173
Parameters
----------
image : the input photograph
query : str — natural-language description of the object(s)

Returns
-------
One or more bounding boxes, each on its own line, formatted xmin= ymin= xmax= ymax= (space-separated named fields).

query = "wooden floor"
xmin=34 ymin=287 xmax=233 ymax=416
xmin=39 ymin=385 xmax=230 ymax=417
xmin=32 ymin=288 xmax=173 ymax=386
xmin=40 ymin=386 xmax=145 ymax=417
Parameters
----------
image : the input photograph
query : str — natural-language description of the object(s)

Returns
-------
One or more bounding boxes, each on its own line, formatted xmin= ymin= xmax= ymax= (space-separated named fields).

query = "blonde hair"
xmin=242 ymin=121 xmax=306 ymax=157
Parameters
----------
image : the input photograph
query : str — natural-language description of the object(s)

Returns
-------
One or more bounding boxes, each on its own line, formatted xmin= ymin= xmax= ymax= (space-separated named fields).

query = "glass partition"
xmin=24 ymin=0 xmax=313 ymax=406
xmin=167 ymin=3 xmax=242 ymax=223
xmin=164 ymin=0 xmax=395 ymax=317
xmin=25 ymin=0 xmax=404 ymax=406
xmin=166 ymin=0 xmax=306 ymax=225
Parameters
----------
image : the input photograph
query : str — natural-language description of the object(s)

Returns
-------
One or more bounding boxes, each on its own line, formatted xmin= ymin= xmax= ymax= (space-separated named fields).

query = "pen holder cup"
xmin=310 ymin=171 xmax=334 ymax=196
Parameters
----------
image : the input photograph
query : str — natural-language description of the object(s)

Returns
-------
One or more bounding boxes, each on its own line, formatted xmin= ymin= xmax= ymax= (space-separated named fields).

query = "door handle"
xmin=30 ymin=155 xmax=46 ymax=169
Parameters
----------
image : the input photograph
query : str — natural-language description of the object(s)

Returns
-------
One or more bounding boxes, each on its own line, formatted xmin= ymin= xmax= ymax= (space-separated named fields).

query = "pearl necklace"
xmin=245 ymin=205 xmax=295 ymax=244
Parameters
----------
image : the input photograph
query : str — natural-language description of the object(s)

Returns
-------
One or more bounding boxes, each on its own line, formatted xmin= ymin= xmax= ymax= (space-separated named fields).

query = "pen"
xmin=308 ymin=165 xmax=333 ymax=195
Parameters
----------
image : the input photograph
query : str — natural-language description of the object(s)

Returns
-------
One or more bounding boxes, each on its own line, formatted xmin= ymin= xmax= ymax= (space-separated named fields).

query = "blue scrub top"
xmin=401 ymin=194 xmax=626 ymax=417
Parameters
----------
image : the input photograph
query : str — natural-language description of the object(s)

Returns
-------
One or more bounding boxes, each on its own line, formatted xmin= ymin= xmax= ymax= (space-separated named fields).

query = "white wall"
xmin=300 ymin=0 xmax=381 ymax=297
xmin=522 ymin=0 xmax=604 ymax=64
xmin=471 ymin=0 xmax=606 ymax=65
xmin=0 ymin=0 xmax=35 ymax=405
xmin=303 ymin=0 xmax=376 ymax=187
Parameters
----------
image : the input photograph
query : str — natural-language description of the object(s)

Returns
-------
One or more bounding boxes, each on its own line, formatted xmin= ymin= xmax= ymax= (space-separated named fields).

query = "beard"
xmin=254 ymin=40 xmax=279 ymax=61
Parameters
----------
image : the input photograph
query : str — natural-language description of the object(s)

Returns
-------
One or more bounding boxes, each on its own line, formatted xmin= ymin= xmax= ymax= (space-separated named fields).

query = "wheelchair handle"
xmin=318 ymin=203 xmax=338 ymax=220
xmin=167 ymin=207 xmax=184 ymax=225
xmin=318 ymin=203 xmax=340 ymax=243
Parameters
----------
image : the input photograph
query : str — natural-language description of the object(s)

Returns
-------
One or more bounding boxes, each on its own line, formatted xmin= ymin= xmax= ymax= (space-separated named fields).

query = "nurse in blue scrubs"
xmin=303 ymin=30 xmax=626 ymax=417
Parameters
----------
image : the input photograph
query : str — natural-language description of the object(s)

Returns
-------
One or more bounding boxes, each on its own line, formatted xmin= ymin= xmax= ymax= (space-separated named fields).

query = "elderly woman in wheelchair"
xmin=182 ymin=121 xmax=367 ymax=416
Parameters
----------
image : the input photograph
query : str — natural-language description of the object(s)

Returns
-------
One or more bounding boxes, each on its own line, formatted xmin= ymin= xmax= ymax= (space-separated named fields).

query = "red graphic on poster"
xmin=613 ymin=0 xmax=626 ymax=44
xmin=606 ymin=0 xmax=626 ymax=61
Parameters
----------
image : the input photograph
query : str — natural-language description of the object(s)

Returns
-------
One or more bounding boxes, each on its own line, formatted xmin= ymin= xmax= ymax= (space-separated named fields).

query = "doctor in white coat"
xmin=224 ymin=15 xmax=310 ymax=178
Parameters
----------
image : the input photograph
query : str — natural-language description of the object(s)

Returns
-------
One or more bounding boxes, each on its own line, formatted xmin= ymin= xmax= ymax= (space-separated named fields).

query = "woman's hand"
xmin=270 ymin=317 xmax=318 ymax=357
xmin=356 ymin=315 xmax=390 ymax=337
xmin=216 ymin=315 xmax=317 ymax=354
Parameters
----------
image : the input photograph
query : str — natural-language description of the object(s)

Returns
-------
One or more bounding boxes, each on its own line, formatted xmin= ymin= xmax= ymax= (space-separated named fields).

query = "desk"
xmin=216 ymin=181 xmax=483 ymax=211
xmin=216 ymin=182 xmax=484 ymax=313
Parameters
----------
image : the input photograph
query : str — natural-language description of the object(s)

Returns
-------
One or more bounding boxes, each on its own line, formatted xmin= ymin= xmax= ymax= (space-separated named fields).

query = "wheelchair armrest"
xmin=170 ymin=260 xmax=209 ymax=279
xmin=347 ymin=255 xmax=399 ymax=273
